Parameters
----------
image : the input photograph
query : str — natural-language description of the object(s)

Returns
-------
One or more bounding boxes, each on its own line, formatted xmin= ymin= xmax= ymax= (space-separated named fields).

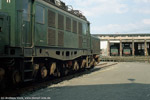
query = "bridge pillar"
xmin=145 ymin=40 xmax=148 ymax=56
xmin=132 ymin=40 xmax=135 ymax=56
xmin=120 ymin=40 xmax=122 ymax=56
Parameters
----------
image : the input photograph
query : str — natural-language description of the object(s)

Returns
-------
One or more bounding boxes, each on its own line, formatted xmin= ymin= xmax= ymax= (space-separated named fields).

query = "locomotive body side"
xmin=0 ymin=0 xmax=100 ymax=87
xmin=91 ymin=36 xmax=100 ymax=63
xmin=33 ymin=0 xmax=92 ymax=60
xmin=0 ymin=0 xmax=16 ymax=55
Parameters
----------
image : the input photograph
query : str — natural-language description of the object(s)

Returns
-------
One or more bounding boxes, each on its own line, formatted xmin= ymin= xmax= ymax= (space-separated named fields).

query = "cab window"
xmin=23 ymin=0 xmax=31 ymax=21
xmin=82 ymin=23 xmax=87 ymax=35
xmin=35 ymin=5 xmax=45 ymax=24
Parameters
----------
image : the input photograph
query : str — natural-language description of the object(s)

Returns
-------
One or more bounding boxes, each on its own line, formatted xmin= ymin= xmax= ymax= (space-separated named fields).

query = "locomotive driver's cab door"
xmin=22 ymin=0 xmax=32 ymax=47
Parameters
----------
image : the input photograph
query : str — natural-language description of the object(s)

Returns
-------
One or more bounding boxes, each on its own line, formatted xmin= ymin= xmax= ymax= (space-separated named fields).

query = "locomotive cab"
xmin=0 ymin=0 xmax=34 ymax=56
xmin=0 ymin=13 xmax=10 ymax=55
xmin=0 ymin=0 xmax=34 ymax=85
xmin=0 ymin=0 xmax=12 ymax=55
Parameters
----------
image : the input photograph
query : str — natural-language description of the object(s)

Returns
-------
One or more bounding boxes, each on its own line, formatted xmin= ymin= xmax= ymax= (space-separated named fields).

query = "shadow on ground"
xmin=31 ymin=83 xmax=150 ymax=100
xmin=0 ymin=67 xmax=102 ymax=97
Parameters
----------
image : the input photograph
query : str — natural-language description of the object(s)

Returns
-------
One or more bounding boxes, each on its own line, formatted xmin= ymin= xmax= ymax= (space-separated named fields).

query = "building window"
xmin=35 ymin=5 xmax=45 ymax=24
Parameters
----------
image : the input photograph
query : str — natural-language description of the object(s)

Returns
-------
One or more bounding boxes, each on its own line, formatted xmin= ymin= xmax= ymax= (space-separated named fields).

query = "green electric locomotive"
xmin=0 ymin=0 xmax=100 ymax=87
xmin=123 ymin=46 xmax=131 ymax=56
xmin=110 ymin=46 xmax=119 ymax=56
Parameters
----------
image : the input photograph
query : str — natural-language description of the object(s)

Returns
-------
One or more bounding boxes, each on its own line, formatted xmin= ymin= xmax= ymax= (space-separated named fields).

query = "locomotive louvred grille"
xmin=73 ymin=20 xmax=77 ymax=33
xmin=66 ymin=17 xmax=71 ymax=31
xmin=58 ymin=14 xmax=64 ymax=30
xmin=79 ymin=36 xmax=82 ymax=48
xmin=78 ymin=22 xmax=82 ymax=35
xmin=48 ymin=28 xmax=56 ymax=46
xmin=58 ymin=31 xmax=64 ymax=46
xmin=48 ymin=10 xmax=56 ymax=28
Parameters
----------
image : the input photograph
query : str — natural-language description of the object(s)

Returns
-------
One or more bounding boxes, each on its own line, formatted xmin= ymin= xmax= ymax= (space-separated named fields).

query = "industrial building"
xmin=94 ymin=34 xmax=150 ymax=57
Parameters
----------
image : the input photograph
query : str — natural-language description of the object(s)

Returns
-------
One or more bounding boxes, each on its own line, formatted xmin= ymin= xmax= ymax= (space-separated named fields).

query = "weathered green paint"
xmin=0 ymin=13 xmax=10 ymax=54
xmin=34 ymin=0 xmax=91 ymax=49
xmin=0 ymin=0 xmax=100 ymax=59
xmin=0 ymin=0 xmax=16 ymax=47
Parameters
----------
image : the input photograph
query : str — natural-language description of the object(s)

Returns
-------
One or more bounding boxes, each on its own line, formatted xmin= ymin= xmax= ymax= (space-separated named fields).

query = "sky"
xmin=62 ymin=0 xmax=150 ymax=34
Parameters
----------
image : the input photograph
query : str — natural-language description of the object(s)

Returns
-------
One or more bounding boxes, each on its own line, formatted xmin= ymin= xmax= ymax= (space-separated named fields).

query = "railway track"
xmin=0 ymin=62 xmax=118 ymax=97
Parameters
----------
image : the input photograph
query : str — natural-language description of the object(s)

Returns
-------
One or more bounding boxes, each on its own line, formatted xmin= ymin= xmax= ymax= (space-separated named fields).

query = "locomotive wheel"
xmin=73 ymin=61 xmax=79 ymax=71
xmin=89 ymin=59 xmax=95 ymax=68
xmin=40 ymin=66 xmax=48 ymax=79
xmin=97 ymin=58 xmax=100 ymax=63
xmin=81 ymin=59 xmax=86 ymax=69
xmin=50 ymin=62 xmax=56 ymax=75
xmin=57 ymin=69 xmax=61 ymax=77
xmin=53 ymin=68 xmax=61 ymax=77
xmin=86 ymin=57 xmax=89 ymax=68
xmin=12 ymin=70 xmax=21 ymax=85
xmin=32 ymin=64 xmax=39 ymax=79
xmin=94 ymin=60 xmax=97 ymax=66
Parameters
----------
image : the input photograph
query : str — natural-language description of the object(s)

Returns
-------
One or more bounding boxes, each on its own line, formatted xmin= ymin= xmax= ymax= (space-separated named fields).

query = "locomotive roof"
xmin=41 ymin=0 xmax=89 ymax=22
xmin=91 ymin=35 xmax=100 ymax=40
xmin=93 ymin=33 xmax=150 ymax=37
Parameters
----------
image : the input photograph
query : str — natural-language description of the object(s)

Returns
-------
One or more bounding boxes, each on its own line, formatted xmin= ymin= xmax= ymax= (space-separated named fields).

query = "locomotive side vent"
xmin=48 ymin=28 xmax=56 ymax=46
xmin=73 ymin=20 xmax=77 ymax=33
xmin=58 ymin=14 xmax=64 ymax=30
xmin=48 ymin=10 xmax=56 ymax=28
